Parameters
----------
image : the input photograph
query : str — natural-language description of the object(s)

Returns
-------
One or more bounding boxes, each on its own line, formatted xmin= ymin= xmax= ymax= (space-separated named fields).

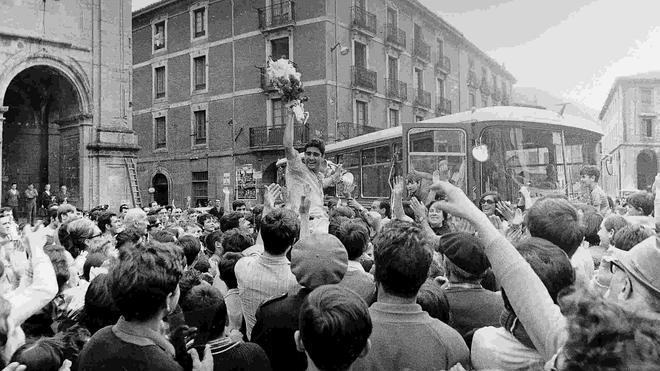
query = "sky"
xmin=132 ymin=0 xmax=660 ymax=113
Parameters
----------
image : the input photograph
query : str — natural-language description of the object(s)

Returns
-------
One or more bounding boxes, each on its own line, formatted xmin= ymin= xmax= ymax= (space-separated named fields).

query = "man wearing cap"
xmin=252 ymin=233 xmax=348 ymax=371
xmin=439 ymin=232 xmax=505 ymax=338
xmin=608 ymin=235 xmax=660 ymax=312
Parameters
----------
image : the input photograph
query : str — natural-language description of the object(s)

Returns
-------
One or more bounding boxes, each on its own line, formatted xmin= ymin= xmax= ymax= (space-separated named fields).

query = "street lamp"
xmin=330 ymin=42 xmax=350 ymax=142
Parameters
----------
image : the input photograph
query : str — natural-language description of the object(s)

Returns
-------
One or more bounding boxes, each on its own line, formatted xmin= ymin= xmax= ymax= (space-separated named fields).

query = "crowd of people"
xmin=0 ymin=107 xmax=659 ymax=371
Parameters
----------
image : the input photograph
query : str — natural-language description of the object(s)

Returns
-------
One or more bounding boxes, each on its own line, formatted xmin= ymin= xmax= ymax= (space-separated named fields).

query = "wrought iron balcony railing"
xmin=413 ymin=89 xmax=431 ymax=109
xmin=435 ymin=55 xmax=451 ymax=74
xmin=249 ymin=124 xmax=308 ymax=149
xmin=257 ymin=1 xmax=295 ymax=30
xmin=336 ymin=122 xmax=380 ymax=141
xmin=385 ymin=78 xmax=407 ymax=101
xmin=351 ymin=6 xmax=376 ymax=35
xmin=351 ymin=66 xmax=377 ymax=92
xmin=386 ymin=24 xmax=406 ymax=49
xmin=467 ymin=70 xmax=479 ymax=89
xmin=413 ymin=39 xmax=430 ymax=62
xmin=436 ymin=97 xmax=451 ymax=116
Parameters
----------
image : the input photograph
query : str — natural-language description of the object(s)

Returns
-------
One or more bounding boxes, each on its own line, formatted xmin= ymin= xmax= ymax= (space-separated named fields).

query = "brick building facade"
xmin=599 ymin=72 xmax=660 ymax=196
xmin=132 ymin=0 xmax=515 ymax=207
xmin=0 ymin=0 xmax=137 ymax=211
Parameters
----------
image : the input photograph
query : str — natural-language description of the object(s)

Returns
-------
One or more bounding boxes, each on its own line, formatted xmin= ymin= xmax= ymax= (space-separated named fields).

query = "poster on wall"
xmin=236 ymin=164 xmax=257 ymax=200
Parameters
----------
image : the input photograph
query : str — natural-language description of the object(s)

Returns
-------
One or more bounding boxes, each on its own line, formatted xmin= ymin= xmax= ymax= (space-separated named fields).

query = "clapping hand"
xmin=496 ymin=201 xmax=515 ymax=222
xmin=264 ymin=183 xmax=282 ymax=209
xmin=409 ymin=197 xmax=427 ymax=222
xmin=449 ymin=216 xmax=476 ymax=234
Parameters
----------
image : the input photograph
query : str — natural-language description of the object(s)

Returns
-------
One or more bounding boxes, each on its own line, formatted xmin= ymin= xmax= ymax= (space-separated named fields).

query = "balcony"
xmin=467 ymin=70 xmax=479 ymax=89
xmin=336 ymin=122 xmax=380 ymax=141
xmin=413 ymin=39 xmax=431 ymax=62
xmin=351 ymin=66 xmax=377 ymax=92
xmin=351 ymin=6 xmax=376 ymax=35
xmin=257 ymin=1 xmax=295 ymax=31
xmin=413 ymin=89 xmax=431 ymax=110
xmin=385 ymin=79 xmax=407 ymax=101
xmin=436 ymin=97 xmax=451 ymax=116
xmin=386 ymin=24 xmax=406 ymax=50
xmin=249 ymin=124 xmax=309 ymax=149
xmin=480 ymin=78 xmax=491 ymax=96
xmin=435 ymin=56 xmax=451 ymax=74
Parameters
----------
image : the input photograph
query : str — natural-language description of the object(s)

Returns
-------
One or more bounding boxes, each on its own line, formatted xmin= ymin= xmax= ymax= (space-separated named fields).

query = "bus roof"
xmin=326 ymin=106 xmax=602 ymax=153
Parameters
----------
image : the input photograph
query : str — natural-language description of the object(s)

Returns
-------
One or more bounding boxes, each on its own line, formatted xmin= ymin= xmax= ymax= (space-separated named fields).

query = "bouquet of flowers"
xmin=266 ymin=58 xmax=304 ymax=103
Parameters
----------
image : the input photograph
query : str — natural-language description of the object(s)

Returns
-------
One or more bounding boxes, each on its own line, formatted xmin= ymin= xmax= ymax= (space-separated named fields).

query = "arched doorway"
xmin=2 ymin=65 xmax=83 ymax=209
xmin=636 ymin=150 xmax=657 ymax=191
xmin=152 ymin=173 xmax=169 ymax=206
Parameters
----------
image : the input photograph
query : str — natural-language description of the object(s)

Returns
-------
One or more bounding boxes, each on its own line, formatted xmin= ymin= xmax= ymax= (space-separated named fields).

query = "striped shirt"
xmin=235 ymin=254 xmax=300 ymax=340
xmin=285 ymin=153 xmax=326 ymax=218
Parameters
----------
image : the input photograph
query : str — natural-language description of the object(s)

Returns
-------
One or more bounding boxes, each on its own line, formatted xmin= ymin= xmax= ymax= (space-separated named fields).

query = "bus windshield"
xmin=480 ymin=125 xmax=599 ymax=201
xmin=408 ymin=128 xmax=467 ymax=192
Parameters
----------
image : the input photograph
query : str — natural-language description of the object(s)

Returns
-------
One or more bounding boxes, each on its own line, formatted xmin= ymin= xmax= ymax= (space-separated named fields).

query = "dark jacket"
xmin=251 ymin=288 xmax=312 ymax=371
xmin=40 ymin=190 xmax=54 ymax=209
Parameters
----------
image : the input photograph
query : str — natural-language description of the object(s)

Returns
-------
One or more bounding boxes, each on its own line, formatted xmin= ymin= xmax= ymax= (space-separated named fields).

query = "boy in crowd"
xmin=295 ymin=285 xmax=372 ymax=371
xmin=579 ymin=165 xmax=609 ymax=216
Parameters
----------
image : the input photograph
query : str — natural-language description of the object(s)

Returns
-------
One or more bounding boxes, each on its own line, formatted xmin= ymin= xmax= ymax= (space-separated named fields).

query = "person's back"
xmin=352 ymin=221 xmax=468 ymax=371
xmin=208 ymin=338 xmax=270 ymax=371
xmin=335 ymin=220 xmax=377 ymax=305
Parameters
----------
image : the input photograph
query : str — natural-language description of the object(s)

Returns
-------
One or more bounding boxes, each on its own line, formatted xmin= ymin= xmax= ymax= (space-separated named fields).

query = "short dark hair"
xmin=97 ymin=212 xmax=117 ymax=234
xmin=416 ymin=280 xmax=450 ymax=323
xmin=261 ymin=209 xmax=300 ymax=255
xmin=43 ymin=244 xmax=70 ymax=291
xmin=10 ymin=337 xmax=65 ymax=371
xmin=526 ymin=197 xmax=584 ymax=257
xmin=232 ymin=200 xmax=246 ymax=210
xmin=626 ymin=191 xmax=654 ymax=216
xmin=502 ymin=237 xmax=574 ymax=314
xmin=612 ymin=225 xmax=654 ymax=251
xmin=115 ymin=227 xmax=143 ymax=250
xmin=602 ymin=214 xmax=629 ymax=234
xmin=57 ymin=204 xmax=76 ymax=222
xmin=330 ymin=206 xmax=355 ymax=219
xmin=218 ymin=252 xmax=243 ymax=290
xmin=373 ymin=220 xmax=433 ymax=298
xmin=337 ymin=220 xmax=369 ymax=260
xmin=304 ymin=138 xmax=326 ymax=155
xmin=82 ymin=252 xmax=107 ymax=282
xmin=328 ymin=215 xmax=351 ymax=238
xmin=219 ymin=212 xmax=242 ymax=232
xmin=299 ymin=285 xmax=371 ymax=371
xmin=204 ymin=230 xmax=223 ymax=254
xmin=151 ymin=230 xmax=176 ymax=243
xmin=81 ymin=274 xmax=121 ymax=334
xmin=178 ymin=235 xmax=201 ymax=266
xmin=182 ymin=285 xmax=227 ymax=341
xmin=179 ymin=269 xmax=202 ymax=300
xmin=579 ymin=165 xmax=600 ymax=182
xmin=197 ymin=213 xmax=217 ymax=227
xmin=374 ymin=199 xmax=391 ymax=218
xmin=221 ymin=228 xmax=254 ymax=253
xmin=583 ymin=212 xmax=603 ymax=246
xmin=108 ymin=241 xmax=184 ymax=321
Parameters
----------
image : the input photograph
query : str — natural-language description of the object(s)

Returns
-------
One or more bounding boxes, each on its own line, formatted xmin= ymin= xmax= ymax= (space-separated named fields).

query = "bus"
xmin=325 ymin=106 xmax=603 ymax=204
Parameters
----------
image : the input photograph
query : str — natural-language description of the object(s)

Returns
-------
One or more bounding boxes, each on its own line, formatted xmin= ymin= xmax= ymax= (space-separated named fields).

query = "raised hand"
xmin=496 ymin=201 xmax=515 ymax=222
xmin=511 ymin=208 xmax=524 ymax=225
xmin=409 ymin=197 xmax=427 ymax=222
xmin=264 ymin=183 xmax=282 ymax=209
xmin=450 ymin=216 xmax=476 ymax=234
xmin=393 ymin=176 xmax=404 ymax=196
xmin=489 ymin=215 xmax=503 ymax=230
xmin=430 ymin=181 xmax=482 ymax=222
xmin=437 ymin=160 xmax=449 ymax=182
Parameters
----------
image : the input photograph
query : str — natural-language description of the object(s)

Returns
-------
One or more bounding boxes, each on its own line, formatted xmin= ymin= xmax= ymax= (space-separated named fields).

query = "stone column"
xmin=0 ymin=106 xmax=7 ymax=206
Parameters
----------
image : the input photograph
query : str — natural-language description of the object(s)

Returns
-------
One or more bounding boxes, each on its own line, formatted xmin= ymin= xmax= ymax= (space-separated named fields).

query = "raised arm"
xmin=654 ymin=174 xmax=660 ymax=226
xmin=431 ymin=181 xmax=567 ymax=361
xmin=283 ymin=107 xmax=298 ymax=161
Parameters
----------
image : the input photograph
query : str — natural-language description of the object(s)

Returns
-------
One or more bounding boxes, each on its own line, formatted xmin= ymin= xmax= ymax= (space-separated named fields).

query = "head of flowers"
xmin=266 ymin=58 xmax=303 ymax=102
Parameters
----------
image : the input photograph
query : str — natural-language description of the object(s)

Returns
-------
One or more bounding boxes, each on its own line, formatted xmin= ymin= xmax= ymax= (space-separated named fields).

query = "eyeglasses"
xmin=481 ymin=199 xmax=496 ymax=205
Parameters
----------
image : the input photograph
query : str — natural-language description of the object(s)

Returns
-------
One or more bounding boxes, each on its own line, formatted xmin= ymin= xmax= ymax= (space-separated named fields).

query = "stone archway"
xmin=152 ymin=173 xmax=169 ymax=207
xmin=636 ymin=150 xmax=657 ymax=192
xmin=1 ymin=64 xmax=86 ymax=209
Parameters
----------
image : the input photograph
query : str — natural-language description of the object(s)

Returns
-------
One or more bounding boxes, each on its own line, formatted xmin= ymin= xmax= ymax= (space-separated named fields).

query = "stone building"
xmin=132 ymin=0 xmax=515 ymax=207
xmin=0 ymin=0 xmax=137 ymax=211
xmin=599 ymin=72 xmax=660 ymax=196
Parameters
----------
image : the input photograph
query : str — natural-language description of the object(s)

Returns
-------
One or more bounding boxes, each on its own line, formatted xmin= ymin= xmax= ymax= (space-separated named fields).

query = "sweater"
xmin=443 ymin=283 xmax=505 ymax=337
xmin=208 ymin=337 xmax=271 ymax=371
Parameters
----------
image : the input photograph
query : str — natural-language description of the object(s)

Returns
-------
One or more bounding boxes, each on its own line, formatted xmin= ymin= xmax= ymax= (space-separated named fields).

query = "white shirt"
xmin=471 ymin=326 xmax=545 ymax=371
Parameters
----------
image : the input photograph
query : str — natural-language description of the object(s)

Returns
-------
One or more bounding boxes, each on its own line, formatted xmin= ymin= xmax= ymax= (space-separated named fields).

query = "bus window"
xmin=337 ymin=151 xmax=361 ymax=197
xmin=408 ymin=128 xmax=467 ymax=192
xmin=361 ymin=145 xmax=392 ymax=198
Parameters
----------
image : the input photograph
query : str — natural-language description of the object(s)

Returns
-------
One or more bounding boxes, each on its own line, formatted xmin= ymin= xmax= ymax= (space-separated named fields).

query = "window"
xmin=270 ymin=98 xmax=286 ymax=127
xmin=415 ymin=115 xmax=424 ymax=122
xmin=153 ymin=21 xmax=166 ymax=51
xmin=355 ymin=0 xmax=366 ymax=8
xmin=192 ymin=171 xmax=209 ymax=207
xmin=336 ymin=151 xmax=361 ymax=197
xmin=641 ymin=88 xmax=653 ymax=106
xmin=155 ymin=116 xmax=166 ymax=149
xmin=193 ymin=55 xmax=207 ymax=91
xmin=482 ymin=97 xmax=488 ymax=107
xmin=469 ymin=91 xmax=476 ymax=108
xmin=386 ymin=7 xmax=397 ymax=28
xmin=408 ymin=128 xmax=467 ymax=192
xmin=361 ymin=145 xmax=392 ymax=198
xmin=270 ymin=37 xmax=289 ymax=60
xmin=436 ymin=78 xmax=445 ymax=99
xmin=389 ymin=108 xmax=399 ymax=127
xmin=415 ymin=68 xmax=423 ymax=91
xmin=387 ymin=56 xmax=398 ymax=81
xmin=356 ymin=101 xmax=367 ymax=126
xmin=194 ymin=110 xmax=207 ymax=145
xmin=354 ymin=41 xmax=366 ymax=68
xmin=154 ymin=66 xmax=166 ymax=99
xmin=192 ymin=7 xmax=206 ymax=38
xmin=437 ymin=39 xmax=444 ymax=59
xmin=643 ymin=118 xmax=653 ymax=137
